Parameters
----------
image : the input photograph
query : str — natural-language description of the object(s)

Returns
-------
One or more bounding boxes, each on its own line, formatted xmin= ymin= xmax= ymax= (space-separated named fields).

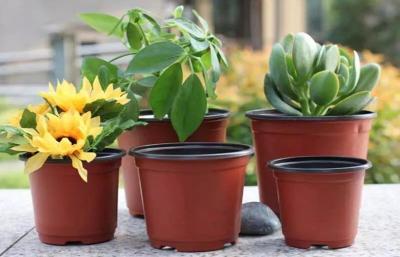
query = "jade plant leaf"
xmin=328 ymin=91 xmax=371 ymax=115
xmin=269 ymin=44 xmax=297 ymax=99
xmin=264 ymin=74 xmax=302 ymax=116
xmin=355 ymin=63 xmax=381 ymax=92
xmin=280 ymin=33 xmax=294 ymax=53
xmin=324 ymin=45 xmax=340 ymax=72
xmin=126 ymin=42 xmax=185 ymax=74
xmin=310 ymin=71 xmax=339 ymax=106
xmin=292 ymin=33 xmax=318 ymax=79
xmin=345 ymin=51 xmax=361 ymax=92
xmin=171 ymin=74 xmax=207 ymax=141
xmin=80 ymin=13 xmax=124 ymax=38
xmin=149 ymin=63 xmax=183 ymax=119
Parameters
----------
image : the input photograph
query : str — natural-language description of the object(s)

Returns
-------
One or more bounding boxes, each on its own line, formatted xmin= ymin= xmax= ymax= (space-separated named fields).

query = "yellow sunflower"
xmin=40 ymin=77 xmax=129 ymax=113
xmin=12 ymin=110 xmax=102 ymax=182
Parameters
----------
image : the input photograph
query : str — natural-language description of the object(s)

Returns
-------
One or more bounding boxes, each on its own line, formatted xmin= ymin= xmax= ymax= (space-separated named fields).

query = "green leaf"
xmin=98 ymin=66 xmax=110 ymax=90
xmin=310 ymin=71 xmax=339 ymax=106
xmin=192 ymin=10 xmax=209 ymax=33
xmin=120 ymin=89 xmax=139 ymax=122
xmin=126 ymin=22 xmax=143 ymax=50
xmin=167 ymin=18 xmax=205 ymax=39
xmin=19 ymin=109 xmax=36 ymax=129
xmin=355 ymin=63 xmax=381 ymax=92
xmin=149 ymin=64 xmax=183 ymax=119
xmin=81 ymin=57 xmax=118 ymax=82
xmin=329 ymin=91 xmax=372 ymax=115
xmin=80 ymin=13 xmax=124 ymax=38
xmin=269 ymin=44 xmax=297 ymax=99
xmin=126 ymin=42 xmax=185 ymax=74
xmin=136 ymin=76 xmax=158 ymax=87
xmin=324 ymin=45 xmax=340 ymax=72
xmin=280 ymin=33 xmax=294 ymax=53
xmin=293 ymin=32 xmax=318 ymax=79
xmin=84 ymin=99 xmax=124 ymax=122
xmin=315 ymin=45 xmax=327 ymax=70
xmin=173 ymin=5 xmax=184 ymax=18
xmin=264 ymin=74 xmax=302 ymax=116
xmin=215 ymin=45 xmax=228 ymax=68
xmin=190 ymin=37 xmax=209 ymax=52
xmin=345 ymin=51 xmax=361 ymax=92
xmin=210 ymin=45 xmax=221 ymax=83
xmin=171 ymin=74 xmax=207 ymax=141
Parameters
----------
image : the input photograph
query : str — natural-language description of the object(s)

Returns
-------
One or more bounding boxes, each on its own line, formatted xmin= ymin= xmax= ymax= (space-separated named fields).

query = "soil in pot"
xmin=118 ymin=108 xmax=229 ymax=217
xmin=246 ymin=109 xmax=375 ymax=215
xmin=23 ymin=148 xmax=125 ymax=245
xmin=270 ymin=156 xmax=371 ymax=249
xmin=130 ymin=143 xmax=253 ymax=252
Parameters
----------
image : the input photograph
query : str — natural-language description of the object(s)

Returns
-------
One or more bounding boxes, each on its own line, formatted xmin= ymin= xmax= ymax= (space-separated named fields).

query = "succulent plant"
xmin=265 ymin=32 xmax=381 ymax=116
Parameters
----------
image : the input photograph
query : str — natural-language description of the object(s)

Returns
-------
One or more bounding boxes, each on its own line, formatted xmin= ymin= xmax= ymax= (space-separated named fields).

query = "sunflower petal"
xmin=12 ymin=144 xmax=37 ymax=153
xmin=77 ymin=151 xmax=96 ymax=162
xmin=25 ymin=152 xmax=49 ymax=174
xmin=71 ymin=155 xmax=88 ymax=182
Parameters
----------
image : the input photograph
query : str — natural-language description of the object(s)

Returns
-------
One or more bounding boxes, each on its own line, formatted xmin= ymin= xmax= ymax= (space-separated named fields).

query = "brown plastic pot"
xmin=118 ymin=108 xmax=229 ymax=217
xmin=246 ymin=109 xmax=375 ymax=215
xmin=130 ymin=143 xmax=253 ymax=252
xmin=21 ymin=148 xmax=125 ymax=245
xmin=270 ymin=156 xmax=371 ymax=249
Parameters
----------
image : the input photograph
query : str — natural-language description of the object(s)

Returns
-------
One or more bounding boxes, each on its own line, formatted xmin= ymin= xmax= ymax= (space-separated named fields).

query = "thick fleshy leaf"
xmin=126 ymin=22 xmax=143 ymax=50
xmin=81 ymin=57 xmax=118 ymax=83
xmin=292 ymin=33 xmax=318 ymax=79
xmin=80 ymin=13 xmax=123 ymax=38
xmin=355 ymin=63 xmax=381 ymax=92
xmin=310 ymin=71 xmax=339 ymax=106
xmin=280 ymin=33 xmax=294 ymax=53
xmin=126 ymin=42 xmax=184 ymax=74
xmin=269 ymin=44 xmax=297 ymax=99
xmin=149 ymin=64 xmax=183 ymax=119
xmin=345 ymin=51 xmax=361 ymax=92
xmin=324 ymin=45 xmax=340 ymax=72
xmin=264 ymin=74 xmax=302 ymax=116
xmin=329 ymin=91 xmax=371 ymax=115
xmin=171 ymin=74 xmax=207 ymax=141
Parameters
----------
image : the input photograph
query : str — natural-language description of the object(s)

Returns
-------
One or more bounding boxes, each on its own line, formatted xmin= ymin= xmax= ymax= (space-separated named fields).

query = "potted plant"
xmin=80 ymin=6 xmax=230 ymax=216
xmin=130 ymin=143 xmax=253 ymax=252
xmin=246 ymin=32 xmax=381 ymax=214
xmin=0 ymin=77 xmax=141 ymax=245
xmin=269 ymin=156 xmax=371 ymax=249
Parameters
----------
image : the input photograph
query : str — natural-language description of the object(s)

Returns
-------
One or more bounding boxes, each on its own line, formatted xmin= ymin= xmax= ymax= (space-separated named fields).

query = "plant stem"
xmin=109 ymin=53 xmax=135 ymax=63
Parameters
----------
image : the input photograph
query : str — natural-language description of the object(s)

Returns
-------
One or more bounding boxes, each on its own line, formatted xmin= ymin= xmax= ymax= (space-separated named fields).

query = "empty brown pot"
xmin=270 ymin=156 xmax=371 ymax=249
xmin=246 ymin=109 xmax=375 ymax=215
xmin=118 ymin=108 xmax=229 ymax=217
xmin=130 ymin=143 xmax=253 ymax=252
xmin=23 ymin=148 xmax=124 ymax=245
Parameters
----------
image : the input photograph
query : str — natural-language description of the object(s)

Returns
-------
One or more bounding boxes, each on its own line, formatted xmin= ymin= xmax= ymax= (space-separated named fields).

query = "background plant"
xmin=80 ymin=6 xmax=227 ymax=141
xmin=266 ymin=32 xmax=381 ymax=116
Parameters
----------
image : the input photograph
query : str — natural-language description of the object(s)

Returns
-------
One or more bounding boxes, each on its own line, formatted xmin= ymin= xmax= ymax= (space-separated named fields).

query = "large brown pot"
xmin=23 ymin=149 xmax=124 ymax=245
xmin=118 ymin=108 xmax=229 ymax=217
xmin=130 ymin=143 xmax=253 ymax=252
xmin=270 ymin=156 xmax=371 ymax=249
xmin=246 ymin=109 xmax=375 ymax=214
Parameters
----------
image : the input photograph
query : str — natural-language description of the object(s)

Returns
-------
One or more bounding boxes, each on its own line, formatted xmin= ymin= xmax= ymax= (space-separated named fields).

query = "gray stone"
xmin=240 ymin=202 xmax=281 ymax=236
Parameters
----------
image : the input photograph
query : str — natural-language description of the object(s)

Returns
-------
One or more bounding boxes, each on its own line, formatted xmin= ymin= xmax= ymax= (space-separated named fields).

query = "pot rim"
xmin=19 ymin=148 xmax=126 ymax=163
xmin=139 ymin=108 xmax=229 ymax=122
xmin=245 ymin=109 xmax=376 ymax=121
xmin=130 ymin=142 xmax=254 ymax=160
xmin=268 ymin=156 xmax=372 ymax=173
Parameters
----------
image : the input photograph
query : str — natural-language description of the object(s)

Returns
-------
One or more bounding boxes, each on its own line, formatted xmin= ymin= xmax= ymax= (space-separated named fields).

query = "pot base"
xmin=129 ymin=209 xmax=144 ymax=219
xmin=285 ymin=238 xmax=354 ymax=249
xmin=38 ymin=232 xmax=115 ymax=245
xmin=150 ymin=238 xmax=237 ymax=252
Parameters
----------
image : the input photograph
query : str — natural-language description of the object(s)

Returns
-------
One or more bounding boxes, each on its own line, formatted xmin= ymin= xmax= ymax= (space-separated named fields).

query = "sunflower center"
xmin=56 ymin=136 xmax=77 ymax=144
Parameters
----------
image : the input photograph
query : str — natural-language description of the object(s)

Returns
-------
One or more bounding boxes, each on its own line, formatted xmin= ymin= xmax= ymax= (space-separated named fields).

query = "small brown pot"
xmin=246 ymin=109 xmax=375 ymax=215
xmin=270 ymin=156 xmax=371 ymax=249
xmin=118 ymin=108 xmax=229 ymax=217
xmin=130 ymin=143 xmax=253 ymax=252
xmin=22 ymin=149 xmax=125 ymax=245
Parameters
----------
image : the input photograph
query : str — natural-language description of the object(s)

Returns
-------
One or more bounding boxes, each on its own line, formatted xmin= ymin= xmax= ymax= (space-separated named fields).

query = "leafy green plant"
xmin=80 ymin=6 xmax=227 ymax=141
xmin=265 ymin=32 xmax=381 ymax=116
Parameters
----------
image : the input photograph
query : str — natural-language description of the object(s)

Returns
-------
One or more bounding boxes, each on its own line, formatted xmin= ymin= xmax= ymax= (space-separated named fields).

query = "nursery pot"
xmin=22 ymin=148 xmax=125 ymax=245
xmin=270 ymin=156 xmax=371 ymax=249
xmin=130 ymin=143 xmax=253 ymax=252
xmin=118 ymin=108 xmax=229 ymax=217
xmin=246 ymin=109 xmax=375 ymax=215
